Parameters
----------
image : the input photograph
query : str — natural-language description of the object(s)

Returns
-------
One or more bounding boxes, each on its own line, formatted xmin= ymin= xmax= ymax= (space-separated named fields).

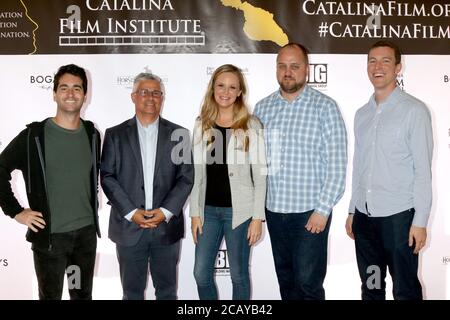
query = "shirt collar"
xmin=369 ymin=86 xmax=402 ymax=110
xmin=276 ymin=84 xmax=310 ymax=103
xmin=137 ymin=116 xmax=159 ymax=134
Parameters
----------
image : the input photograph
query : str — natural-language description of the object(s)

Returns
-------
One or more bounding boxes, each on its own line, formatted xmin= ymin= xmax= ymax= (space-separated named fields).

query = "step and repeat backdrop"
xmin=0 ymin=0 xmax=449 ymax=299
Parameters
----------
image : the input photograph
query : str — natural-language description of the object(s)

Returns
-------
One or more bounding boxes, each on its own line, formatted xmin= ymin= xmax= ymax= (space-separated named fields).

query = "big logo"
xmin=214 ymin=249 xmax=230 ymax=276
xmin=308 ymin=64 xmax=328 ymax=90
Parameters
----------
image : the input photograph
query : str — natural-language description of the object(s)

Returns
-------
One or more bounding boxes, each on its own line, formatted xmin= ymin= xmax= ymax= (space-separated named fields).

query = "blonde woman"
xmin=190 ymin=64 xmax=267 ymax=300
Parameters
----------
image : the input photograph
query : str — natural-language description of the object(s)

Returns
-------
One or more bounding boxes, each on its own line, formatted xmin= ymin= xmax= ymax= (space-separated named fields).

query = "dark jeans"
xmin=266 ymin=209 xmax=331 ymax=300
xmin=116 ymin=230 xmax=181 ymax=300
xmin=193 ymin=206 xmax=251 ymax=300
xmin=352 ymin=208 xmax=422 ymax=300
xmin=32 ymin=224 xmax=97 ymax=300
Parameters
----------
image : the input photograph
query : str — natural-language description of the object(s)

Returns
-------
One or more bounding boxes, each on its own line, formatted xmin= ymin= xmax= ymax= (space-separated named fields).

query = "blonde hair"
xmin=199 ymin=64 xmax=250 ymax=150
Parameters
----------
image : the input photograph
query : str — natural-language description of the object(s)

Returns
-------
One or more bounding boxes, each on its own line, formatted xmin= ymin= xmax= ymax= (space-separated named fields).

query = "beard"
xmin=279 ymin=77 xmax=305 ymax=94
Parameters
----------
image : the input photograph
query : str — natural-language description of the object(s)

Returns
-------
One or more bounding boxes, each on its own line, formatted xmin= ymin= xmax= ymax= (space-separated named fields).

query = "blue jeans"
xmin=352 ymin=208 xmax=422 ymax=300
xmin=32 ymin=224 xmax=97 ymax=300
xmin=193 ymin=205 xmax=251 ymax=300
xmin=266 ymin=209 xmax=331 ymax=300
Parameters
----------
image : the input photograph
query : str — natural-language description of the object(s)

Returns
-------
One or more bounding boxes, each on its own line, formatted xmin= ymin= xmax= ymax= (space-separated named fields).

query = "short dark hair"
xmin=53 ymin=64 xmax=88 ymax=94
xmin=369 ymin=40 xmax=402 ymax=65
xmin=279 ymin=42 xmax=310 ymax=65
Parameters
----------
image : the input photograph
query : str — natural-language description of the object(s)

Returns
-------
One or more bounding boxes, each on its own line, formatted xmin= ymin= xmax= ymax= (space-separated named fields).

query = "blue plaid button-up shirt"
xmin=254 ymin=85 xmax=347 ymax=216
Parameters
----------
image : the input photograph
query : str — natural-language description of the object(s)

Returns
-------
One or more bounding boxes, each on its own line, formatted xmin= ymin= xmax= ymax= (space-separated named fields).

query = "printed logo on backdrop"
xmin=448 ymin=128 xmax=450 ymax=151
xmin=308 ymin=64 xmax=328 ymax=91
xmin=59 ymin=1 xmax=205 ymax=54
xmin=445 ymin=74 xmax=449 ymax=84
xmin=0 ymin=258 xmax=9 ymax=268
xmin=1 ymin=0 xmax=448 ymax=55
xmin=206 ymin=66 xmax=250 ymax=76
xmin=443 ymin=256 xmax=450 ymax=265
xmin=207 ymin=64 xmax=326 ymax=90
xmin=302 ymin=1 xmax=449 ymax=54
xmin=214 ymin=249 xmax=230 ymax=276
xmin=116 ymin=75 xmax=136 ymax=90
xmin=29 ymin=74 xmax=54 ymax=91
xmin=0 ymin=6 xmax=37 ymax=54
xmin=396 ymin=73 xmax=405 ymax=91
xmin=116 ymin=66 xmax=168 ymax=90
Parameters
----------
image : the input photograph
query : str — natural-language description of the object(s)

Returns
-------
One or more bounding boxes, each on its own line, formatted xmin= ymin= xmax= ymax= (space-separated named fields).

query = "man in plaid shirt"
xmin=254 ymin=43 xmax=347 ymax=300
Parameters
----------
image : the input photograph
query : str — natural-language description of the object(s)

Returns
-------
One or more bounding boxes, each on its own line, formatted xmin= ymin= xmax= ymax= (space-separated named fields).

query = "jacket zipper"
xmin=34 ymin=136 xmax=52 ymax=251
xmin=91 ymin=132 xmax=100 ymax=237
xmin=26 ymin=129 xmax=31 ymax=193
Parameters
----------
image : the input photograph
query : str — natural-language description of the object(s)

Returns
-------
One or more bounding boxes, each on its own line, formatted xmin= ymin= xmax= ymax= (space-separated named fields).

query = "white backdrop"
xmin=0 ymin=53 xmax=449 ymax=299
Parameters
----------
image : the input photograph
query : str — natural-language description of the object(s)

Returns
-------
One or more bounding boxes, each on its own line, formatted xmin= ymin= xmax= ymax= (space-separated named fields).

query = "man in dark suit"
xmin=100 ymin=73 xmax=194 ymax=300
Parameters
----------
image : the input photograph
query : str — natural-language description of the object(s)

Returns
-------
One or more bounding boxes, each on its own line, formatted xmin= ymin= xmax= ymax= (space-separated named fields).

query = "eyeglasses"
xmin=134 ymin=88 xmax=163 ymax=98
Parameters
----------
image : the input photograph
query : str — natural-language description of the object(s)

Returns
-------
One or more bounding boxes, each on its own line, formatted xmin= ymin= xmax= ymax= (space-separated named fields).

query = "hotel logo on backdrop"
xmin=443 ymin=256 xmax=450 ymax=265
xmin=0 ymin=0 xmax=449 ymax=54
xmin=116 ymin=66 xmax=168 ymax=89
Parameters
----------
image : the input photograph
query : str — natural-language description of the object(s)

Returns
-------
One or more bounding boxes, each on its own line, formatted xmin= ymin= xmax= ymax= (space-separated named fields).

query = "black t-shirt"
xmin=205 ymin=124 xmax=232 ymax=207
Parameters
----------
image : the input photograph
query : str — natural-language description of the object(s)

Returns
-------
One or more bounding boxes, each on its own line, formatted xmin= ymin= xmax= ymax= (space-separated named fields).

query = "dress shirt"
xmin=125 ymin=117 xmax=173 ymax=221
xmin=254 ymin=85 xmax=347 ymax=216
xmin=349 ymin=87 xmax=433 ymax=227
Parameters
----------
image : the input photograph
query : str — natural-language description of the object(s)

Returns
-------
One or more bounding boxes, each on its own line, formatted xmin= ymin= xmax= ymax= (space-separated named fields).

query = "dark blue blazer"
xmin=100 ymin=116 xmax=194 ymax=246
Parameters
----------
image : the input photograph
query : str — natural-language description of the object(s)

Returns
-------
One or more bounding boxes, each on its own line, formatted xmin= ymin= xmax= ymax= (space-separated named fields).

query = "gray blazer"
xmin=189 ymin=116 xmax=267 ymax=229
xmin=101 ymin=116 xmax=194 ymax=246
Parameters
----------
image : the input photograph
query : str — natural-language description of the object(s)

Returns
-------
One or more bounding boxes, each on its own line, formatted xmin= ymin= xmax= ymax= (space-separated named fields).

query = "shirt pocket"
xmin=377 ymin=122 xmax=401 ymax=148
